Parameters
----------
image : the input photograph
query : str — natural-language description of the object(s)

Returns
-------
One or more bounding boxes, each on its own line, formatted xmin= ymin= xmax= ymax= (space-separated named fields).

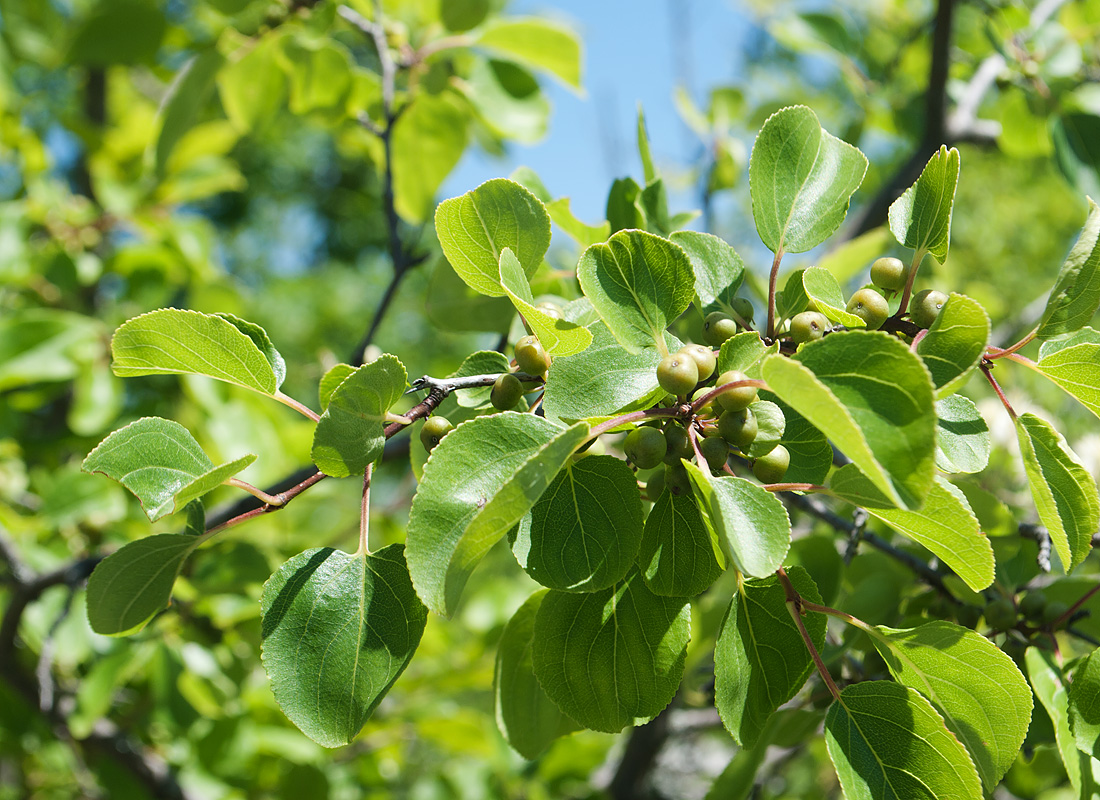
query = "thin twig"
xmin=777 ymin=568 xmax=842 ymax=701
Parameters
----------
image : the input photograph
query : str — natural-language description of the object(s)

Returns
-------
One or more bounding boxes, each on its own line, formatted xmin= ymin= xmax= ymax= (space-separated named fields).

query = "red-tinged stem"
xmin=777 ymin=567 xmax=842 ymax=702
xmin=910 ymin=328 xmax=929 ymax=352
xmin=987 ymin=326 xmax=1039 ymax=360
xmin=687 ymin=425 xmax=705 ymax=466
xmin=585 ymin=406 xmax=682 ymax=443
xmin=691 ymin=379 xmax=768 ymax=414
xmin=273 ymin=390 xmax=320 ymax=422
xmin=206 ymin=470 xmax=327 ymax=536
xmin=224 ymin=478 xmax=284 ymax=507
xmin=763 ymin=482 xmax=826 ymax=493
xmin=981 ymin=362 xmax=1017 ymax=420
xmin=766 ymin=248 xmax=785 ymax=340
xmin=1055 ymin=582 xmax=1100 ymax=630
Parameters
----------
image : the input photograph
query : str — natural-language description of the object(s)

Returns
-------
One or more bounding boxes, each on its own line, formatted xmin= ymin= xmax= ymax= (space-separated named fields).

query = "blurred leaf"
xmin=0 ymin=309 xmax=101 ymax=391
xmin=280 ymin=37 xmax=353 ymax=115
xmin=393 ymin=92 xmax=468 ymax=223
xmin=1037 ymin=198 xmax=1100 ymax=339
xmin=1052 ymin=114 xmax=1100 ymax=198
xmin=476 ymin=18 xmax=582 ymax=91
xmin=154 ymin=49 xmax=224 ymax=178
xmin=546 ymin=197 xmax=610 ymax=247
xmin=219 ymin=33 xmax=286 ymax=132
xmin=68 ymin=0 xmax=165 ymax=65
xmin=815 ymin=226 xmax=892 ymax=285
xmin=463 ymin=58 xmax=549 ymax=144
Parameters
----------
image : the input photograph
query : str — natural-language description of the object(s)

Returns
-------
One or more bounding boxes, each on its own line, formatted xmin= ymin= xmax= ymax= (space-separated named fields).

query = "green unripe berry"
xmin=714 ymin=370 xmax=757 ymax=412
xmin=1042 ymin=600 xmax=1070 ymax=628
xmin=663 ymin=424 xmax=694 ymax=464
xmin=491 ymin=373 xmax=524 ymax=410
xmin=731 ymin=297 xmax=755 ymax=324
xmin=666 ymin=462 xmax=692 ymax=496
xmin=719 ymin=407 xmax=758 ymax=450
xmin=870 ymin=256 xmax=908 ymax=292
xmin=983 ymin=597 xmax=1017 ymax=631
xmin=646 ymin=467 xmax=666 ymax=500
xmin=703 ymin=312 xmax=738 ymax=347
xmin=699 ymin=436 xmax=730 ymax=470
xmin=656 ymin=353 xmax=699 ymax=396
xmin=420 ymin=416 xmax=454 ymax=452
xmin=911 ymin=289 xmax=949 ymax=329
xmin=752 ymin=444 xmax=790 ymax=483
xmin=624 ymin=426 xmax=668 ymax=470
xmin=678 ymin=344 xmax=717 ymax=382
xmin=846 ymin=288 xmax=890 ymax=330
xmin=691 ymin=387 xmax=717 ymax=415
xmin=515 ymin=335 xmax=551 ymax=376
xmin=1019 ymin=590 xmax=1048 ymax=620
xmin=790 ymin=311 xmax=829 ymax=344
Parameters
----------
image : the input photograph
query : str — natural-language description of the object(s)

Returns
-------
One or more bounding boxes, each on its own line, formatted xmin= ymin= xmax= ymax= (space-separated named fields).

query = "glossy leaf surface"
xmin=888 ymin=145 xmax=961 ymax=263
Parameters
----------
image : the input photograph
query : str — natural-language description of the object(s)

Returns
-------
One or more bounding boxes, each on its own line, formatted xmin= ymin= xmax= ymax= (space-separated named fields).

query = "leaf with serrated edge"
xmin=1034 ymin=341 xmax=1100 ymax=421
xmin=869 ymin=621 xmax=1032 ymax=790
xmin=1027 ymin=647 xmax=1100 ymax=797
xmin=86 ymin=533 xmax=205 ymax=635
xmin=406 ymin=413 xmax=587 ymax=617
xmin=888 ymin=145 xmax=961 ymax=263
xmin=825 ymin=681 xmax=983 ymax=799
xmin=935 ymin=394 xmax=990 ymax=474
xmin=494 ymin=590 xmax=577 ymax=758
xmin=499 ymin=248 xmax=591 ymax=356
xmin=683 ymin=462 xmax=790 ymax=578
xmin=1016 ymin=413 xmax=1099 ymax=571
xmin=435 ymin=178 xmax=551 ymax=297
xmin=829 ymin=465 xmax=993 ymax=591
xmin=449 ymin=350 xmax=510 ymax=408
xmin=1037 ymin=198 xmax=1100 ymax=339
xmin=1039 ymin=327 xmax=1100 ymax=359
xmin=716 ymin=331 xmax=778 ymax=380
xmin=531 ymin=570 xmax=689 ymax=733
xmin=82 ymin=417 xmax=256 ymax=521
xmin=639 ymin=489 xmax=723 ymax=597
xmin=749 ymin=105 xmax=868 ymax=254
xmin=916 ymin=293 xmax=990 ymax=398
xmin=1070 ymin=648 xmax=1100 ymax=760
xmin=669 ymin=230 xmax=745 ymax=311
xmin=318 ymin=363 xmax=355 ymax=411
xmin=577 ymin=229 xmax=694 ymax=354
xmin=762 ymin=331 xmax=937 ymax=510
xmin=512 ymin=455 xmax=642 ymax=592
xmin=111 ymin=308 xmax=278 ymax=394
xmin=212 ymin=312 xmax=286 ymax=389
xmin=715 ymin=567 xmax=825 ymax=747
xmin=260 ymin=544 xmax=426 ymax=748
xmin=311 ymin=355 xmax=407 ymax=478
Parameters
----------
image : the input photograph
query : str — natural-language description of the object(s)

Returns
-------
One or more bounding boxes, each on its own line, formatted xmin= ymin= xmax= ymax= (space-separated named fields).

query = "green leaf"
xmin=392 ymin=92 xmax=468 ymax=224
xmin=888 ymin=145 xmax=961 ymax=264
xmin=218 ymin=33 xmax=286 ymax=132
xmin=749 ymin=105 xmax=868 ymax=254
xmin=1037 ymin=198 xmax=1100 ymax=339
xmin=824 ymin=681 xmax=983 ymax=799
xmin=463 ymin=58 xmax=549 ymax=145
xmin=683 ymin=462 xmax=790 ymax=578
xmin=637 ymin=105 xmax=657 ymax=184
xmin=494 ymin=591 xmax=577 ymax=758
xmin=406 ymin=413 xmax=588 ymax=617
xmin=111 ymin=308 xmax=280 ymax=394
xmin=512 ymin=455 xmax=642 ymax=592
xmin=449 ymin=350 xmax=510 ymax=408
xmin=545 ymin=197 xmax=610 ymax=248
xmin=935 ymin=394 xmax=990 ymax=474
xmin=426 ymin=257 xmax=513 ymax=333
xmin=1069 ymin=648 xmax=1100 ymax=759
xmin=869 ymin=621 xmax=1032 ymax=789
xmin=499 ymin=249 xmax=591 ymax=356
xmin=86 ymin=533 xmax=203 ymax=635
xmin=475 ymin=18 xmax=582 ymax=91
xmin=154 ymin=49 xmax=224 ymax=178
xmin=435 ymin=178 xmax=551 ymax=297
xmin=743 ymin=399 xmax=786 ymax=459
xmin=715 ymin=566 xmax=825 ymax=747
xmin=311 ymin=355 xmax=407 ymax=478
xmin=1027 ymin=647 xmax=1100 ymax=798
xmin=319 ymin=363 xmax=356 ymax=411
xmin=716 ymin=331 xmax=778 ymax=379
xmin=577 ymin=229 xmax=694 ymax=353
xmin=531 ymin=571 xmax=689 ymax=733
xmin=771 ymin=400 xmax=833 ymax=485
xmin=761 ymin=331 xmax=937 ymax=510
xmin=775 ymin=268 xmax=811 ymax=322
xmin=669 ymin=230 xmax=745 ymax=311
xmin=606 ymin=177 xmax=647 ymax=233
xmin=1039 ymin=327 xmax=1100 ymax=359
xmin=800 ymin=267 xmax=867 ymax=328
xmin=638 ymin=489 xmax=722 ymax=597
xmin=1016 ymin=413 xmax=1099 ymax=571
xmin=0 ymin=308 xmax=102 ymax=391
xmin=915 ymin=293 xmax=990 ymax=398
xmin=82 ymin=417 xmax=256 ymax=521
xmin=829 ymin=465 xmax=993 ymax=592
xmin=542 ymin=322 xmax=677 ymax=422
xmin=67 ymin=0 xmax=165 ymax=65
xmin=213 ymin=312 xmax=287 ymax=389
xmin=280 ymin=36 xmax=353 ymax=115
xmin=1035 ymin=340 xmax=1100 ymax=421
xmin=260 ymin=544 xmax=427 ymax=748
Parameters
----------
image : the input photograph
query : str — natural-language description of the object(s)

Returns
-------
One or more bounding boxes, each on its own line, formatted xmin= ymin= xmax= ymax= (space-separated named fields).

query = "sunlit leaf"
xmin=888 ymin=145 xmax=961 ymax=263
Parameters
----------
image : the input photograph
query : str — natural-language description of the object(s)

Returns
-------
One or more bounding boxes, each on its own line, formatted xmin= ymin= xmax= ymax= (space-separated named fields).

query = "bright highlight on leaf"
xmin=888 ymin=145 xmax=961 ymax=264
xmin=498 ymin=248 xmax=591 ymax=356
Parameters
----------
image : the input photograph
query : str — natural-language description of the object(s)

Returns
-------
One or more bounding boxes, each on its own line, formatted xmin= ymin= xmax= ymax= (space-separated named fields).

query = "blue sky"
xmin=444 ymin=0 xmax=758 ymax=223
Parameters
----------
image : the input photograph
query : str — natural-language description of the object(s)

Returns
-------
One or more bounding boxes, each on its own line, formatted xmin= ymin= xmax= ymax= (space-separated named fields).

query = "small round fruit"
xmin=703 ymin=312 xmax=738 ymax=347
xmin=790 ymin=311 xmax=829 ymax=344
xmin=870 ymin=256 xmax=908 ymax=292
xmin=491 ymin=373 xmax=524 ymax=410
xmin=515 ymin=335 xmax=551 ymax=376
xmin=911 ymin=289 xmax=949 ymax=329
xmin=656 ymin=353 xmax=699 ymax=396
xmin=420 ymin=416 xmax=454 ymax=452
xmin=731 ymin=297 xmax=755 ymax=324
xmin=1019 ymin=590 xmax=1048 ymax=621
xmin=719 ymin=407 xmax=758 ymax=450
xmin=1042 ymin=600 xmax=1070 ymax=628
xmin=679 ymin=344 xmax=717 ymax=382
xmin=714 ymin=370 xmax=757 ymax=412
xmin=752 ymin=444 xmax=789 ymax=483
xmin=666 ymin=462 xmax=692 ymax=496
xmin=663 ymin=424 xmax=694 ymax=464
xmin=846 ymin=288 xmax=890 ymax=330
xmin=983 ymin=597 xmax=1017 ymax=631
xmin=691 ymin=387 xmax=718 ymax=416
xmin=700 ymin=436 xmax=730 ymax=470
xmin=624 ymin=426 xmax=668 ymax=470
xmin=646 ymin=467 xmax=666 ymax=499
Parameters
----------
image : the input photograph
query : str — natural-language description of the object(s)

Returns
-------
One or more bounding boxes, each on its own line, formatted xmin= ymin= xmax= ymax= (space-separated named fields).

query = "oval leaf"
xmin=915 ymin=293 xmax=990 ymax=398
xmin=869 ymin=621 xmax=1032 ymax=790
xmin=638 ymin=489 xmax=722 ymax=597
xmin=888 ymin=145 xmax=961 ymax=264
xmin=801 ymin=267 xmax=866 ymax=328
xmin=1037 ymin=197 xmax=1100 ymax=339
xmin=260 ymin=544 xmax=426 ymax=748
xmin=716 ymin=331 xmax=778 ymax=379
xmin=576 ymin=229 xmax=694 ymax=353
xmin=531 ymin=570 xmax=690 ymax=733
xmin=669 ymin=230 xmax=745 ymax=311
xmin=935 ymin=394 xmax=990 ymax=474
xmin=749 ymin=105 xmax=868 ymax=254
xmin=1036 ymin=340 xmax=1100 ymax=421
xmin=111 ymin=308 xmax=279 ymax=394
xmin=499 ymin=248 xmax=592 ymax=356
xmin=475 ymin=18 xmax=582 ymax=90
